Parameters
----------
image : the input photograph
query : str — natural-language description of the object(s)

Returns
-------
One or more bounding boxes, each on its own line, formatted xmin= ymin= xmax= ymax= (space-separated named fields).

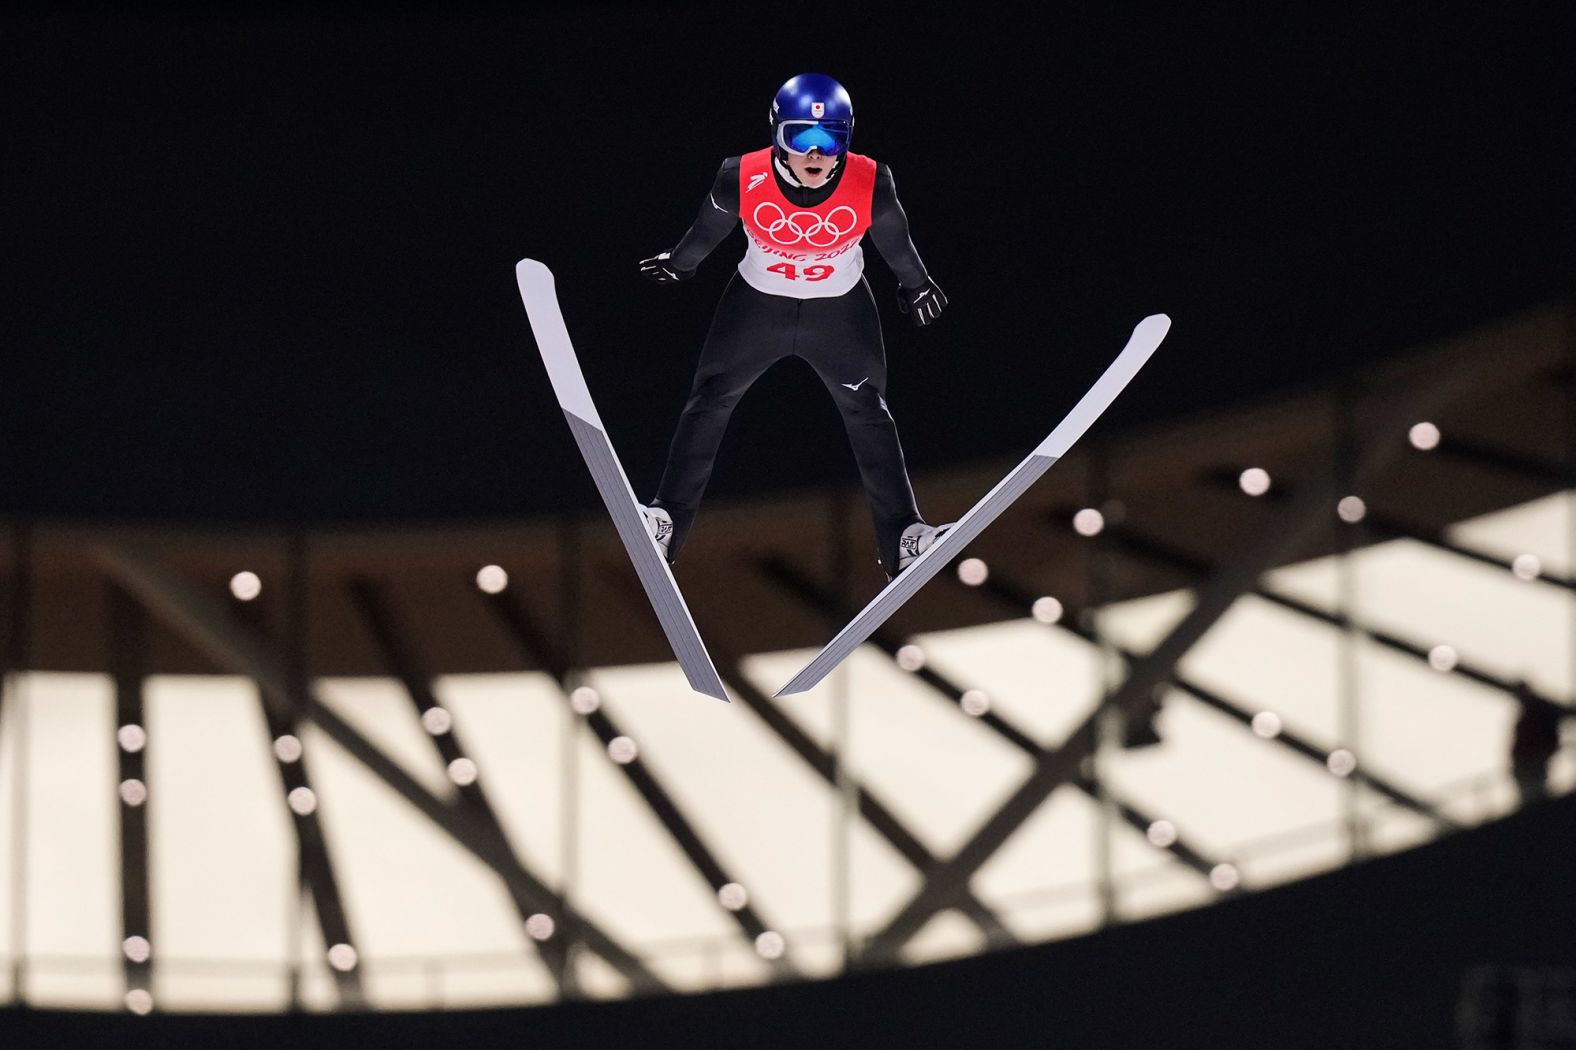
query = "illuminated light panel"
xmin=1408 ymin=422 xmax=1441 ymax=450
xmin=1031 ymin=596 xmax=1064 ymax=624
xmin=119 ymin=779 xmax=148 ymax=807
xmin=229 ymin=572 xmax=262 ymax=602
xmin=1251 ymin=711 xmax=1283 ymax=739
xmin=1073 ymin=508 xmax=1105 ymax=537
xmin=957 ymin=558 xmax=989 ymax=586
xmin=287 ymin=786 xmax=317 ymax=816
xmin=476 ymin=565 xmax=509 ymax=594
xmin=117 ymin=724 xmax=147 ymax=753
xmin=326 ymin=943 xmax=359 ymax=972
xmin=570 ymin=686 xmax=601 ymax=715
xmin=421 ymin=706 xmax=453 ymax=735
xmin=1239 ymin=467 xmax=1271 ymax=497
xmin=273 ymin=734 xmax=303 ymax=763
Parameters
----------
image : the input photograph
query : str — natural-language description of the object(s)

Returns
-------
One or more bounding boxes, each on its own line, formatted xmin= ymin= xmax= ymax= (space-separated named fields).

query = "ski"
xmin=775 ymin=313 xmax=1172 ymax=697
xmin=514 ymin=258 xmax=728 ymax=702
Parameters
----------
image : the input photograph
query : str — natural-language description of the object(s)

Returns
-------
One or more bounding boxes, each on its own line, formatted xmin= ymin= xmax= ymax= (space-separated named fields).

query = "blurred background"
xmin=3 ymin=3 xmax=1574 ymax=1047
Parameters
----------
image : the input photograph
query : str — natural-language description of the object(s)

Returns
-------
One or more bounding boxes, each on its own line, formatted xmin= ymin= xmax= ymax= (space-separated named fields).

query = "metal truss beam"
xmin=0 ymin=524 xmax=32 ymax=722
xmin=1078 ymin=519 xmax=1568 ymax=711
xmin=94 ymin=540 xmax=666 ymax=995
xmin=106 ymin=582 xmax=153 ymax=1002
xmin=346 ymin=576 xmax=571 ymax=992
xmin=1427 ymin=437 xmax=1565 ymax=489
xmin=855 ymin=365 xmax=1476 ymax=964
xmin=477 ymin=583 xmax=799 ymax=979
xmin=274 ymin=537 xmax=363 ymax=1007
xmin=1 ymin=525 xmax=33 ymax=999
xmin=1068 ymin=774 xmax=1226 ymax=881
xmin=1167 ymin=676 xmax=1461 ymax=832
xmin=601 ymin=561 xmax=1018 ymax=951
xmin=763 ymin=560 xmax=1227 ymax=883
xmin=980 ymin=569 xmax=1461 ymax=832
xmin=1202 ymin=473 xmax=1576 ymax=591
xmin=761 ymin=559 xmax=1040 ymax=756
xmin=1363 ymin=510 xmax=1574 ymax=591
xmin=713 ymin=568 xmax=1019 ymax=949
xmin=709 ymin=652 xmax=1020 ymax=950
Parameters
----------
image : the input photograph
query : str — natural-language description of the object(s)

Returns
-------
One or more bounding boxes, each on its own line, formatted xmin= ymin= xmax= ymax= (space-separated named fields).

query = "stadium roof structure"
xmin=8 ymin=300 xmax=1569 ymax=673
xmin=0 ymin=297 xmax=1572 ymax=1014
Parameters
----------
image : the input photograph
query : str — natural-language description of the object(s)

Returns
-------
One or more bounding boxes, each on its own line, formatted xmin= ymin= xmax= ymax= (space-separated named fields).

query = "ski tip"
xmin=694 ymin=680 xmax=731 ymax=703
xmin=515 ymin=258 xmax=552 ymax=283
xmin=1140 ymin=313 xmax=1172 ymax=335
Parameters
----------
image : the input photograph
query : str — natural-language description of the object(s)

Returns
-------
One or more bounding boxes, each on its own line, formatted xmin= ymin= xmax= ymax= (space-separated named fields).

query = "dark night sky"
xmin=3 ymin=3 xmax=1572 ymax=524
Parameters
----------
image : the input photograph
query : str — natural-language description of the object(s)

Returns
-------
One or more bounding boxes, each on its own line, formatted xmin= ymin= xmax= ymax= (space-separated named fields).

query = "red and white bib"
xmin=736 ymin=147 xmax=876 ymax=299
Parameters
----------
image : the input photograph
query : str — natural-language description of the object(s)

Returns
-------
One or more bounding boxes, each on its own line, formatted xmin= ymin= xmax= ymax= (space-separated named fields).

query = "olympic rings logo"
xmin=752 ymin=203 xmax=859 ymax=247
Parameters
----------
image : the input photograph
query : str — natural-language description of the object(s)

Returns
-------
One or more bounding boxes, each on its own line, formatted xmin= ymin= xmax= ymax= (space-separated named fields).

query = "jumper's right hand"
xmin=639 ymin=252 xmax=694 ymax=283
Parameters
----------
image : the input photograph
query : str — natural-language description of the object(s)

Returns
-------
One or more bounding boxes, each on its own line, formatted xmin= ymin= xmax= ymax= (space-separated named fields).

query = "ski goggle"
xmin=775 ymin=119 xmax=851 ymax=156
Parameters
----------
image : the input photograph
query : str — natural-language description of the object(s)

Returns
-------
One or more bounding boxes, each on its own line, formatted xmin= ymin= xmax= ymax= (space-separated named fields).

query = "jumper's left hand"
xmin=897 ymin=279 xmax=948 ymax=327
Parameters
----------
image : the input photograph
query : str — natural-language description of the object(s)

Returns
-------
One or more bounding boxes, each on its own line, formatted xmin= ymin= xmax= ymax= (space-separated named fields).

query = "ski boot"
xmin=890 ymin=520 xmax=955 ymax=578
xmin=638 ymin=504 xmax=674 ymax=561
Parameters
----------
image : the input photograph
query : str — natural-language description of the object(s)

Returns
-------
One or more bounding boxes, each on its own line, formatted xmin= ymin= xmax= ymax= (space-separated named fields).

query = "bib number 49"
xmin=766 ymin=262 xmax=833 ymax=282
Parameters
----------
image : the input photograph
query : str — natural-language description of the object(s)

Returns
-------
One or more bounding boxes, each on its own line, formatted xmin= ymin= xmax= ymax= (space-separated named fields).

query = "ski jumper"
xmin=652 ymin=148 xmax=935 ymax=574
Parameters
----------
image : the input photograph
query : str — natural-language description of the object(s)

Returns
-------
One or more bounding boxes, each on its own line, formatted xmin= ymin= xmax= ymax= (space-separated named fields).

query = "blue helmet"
xmin=769 ymin=73 xmax=854 ymax=161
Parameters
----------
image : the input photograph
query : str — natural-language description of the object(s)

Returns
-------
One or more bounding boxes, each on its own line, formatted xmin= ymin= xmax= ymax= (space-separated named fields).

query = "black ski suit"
xmin=649 ymin=153 xmax=939 ymax=574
